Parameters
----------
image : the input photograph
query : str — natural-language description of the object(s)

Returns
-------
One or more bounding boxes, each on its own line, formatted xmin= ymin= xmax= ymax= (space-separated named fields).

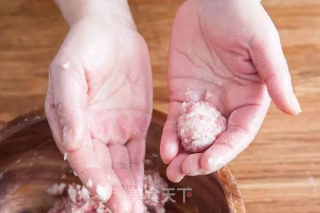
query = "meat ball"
xmin=177 ymin=101 xmax=227 ymax=153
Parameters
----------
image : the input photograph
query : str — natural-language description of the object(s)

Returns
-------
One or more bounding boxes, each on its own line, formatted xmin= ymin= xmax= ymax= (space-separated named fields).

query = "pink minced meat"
xmin=143 ymin=171 xmax=168 ymax=213
xmin=47 ymin=171 xmax=168 ymax=213
xmin=47 ymin=183 xmax=111 ymax=213
xmin=177 ymin=101 xmax=227 ymax=153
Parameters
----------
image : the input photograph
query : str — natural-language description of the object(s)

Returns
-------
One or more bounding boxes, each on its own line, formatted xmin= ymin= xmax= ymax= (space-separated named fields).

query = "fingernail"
xmin=203 ymin=157 xmax=214 ymax=171
xmin=63 ymin=126 xmax=73 ymax=144
xmin=290 ymin=94 xmax=302 ymax=114
xmin=204 ymin=157 xmax=224 ymax=172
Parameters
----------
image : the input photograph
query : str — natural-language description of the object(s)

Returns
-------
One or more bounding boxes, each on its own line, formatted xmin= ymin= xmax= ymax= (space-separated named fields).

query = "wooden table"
xmin=0 ymin=0 xmax=319 ymax=212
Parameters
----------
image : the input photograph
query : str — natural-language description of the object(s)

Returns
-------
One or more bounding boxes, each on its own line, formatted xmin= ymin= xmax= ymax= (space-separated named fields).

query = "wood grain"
xmin=0 ymin=0 xmax=319 ymax=212
xmin=0 ymin=110 xmax=244 ymax=213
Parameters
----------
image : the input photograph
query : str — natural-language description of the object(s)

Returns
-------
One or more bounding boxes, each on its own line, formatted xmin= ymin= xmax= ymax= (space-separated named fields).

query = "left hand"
xmin=160 ymin=0 xmax=301 ymax=182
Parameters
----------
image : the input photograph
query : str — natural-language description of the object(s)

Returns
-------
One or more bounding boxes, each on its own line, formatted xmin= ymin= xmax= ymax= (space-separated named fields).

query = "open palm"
xmin=45 ymin=18 xmax=151 ymax=213
xmin=161 ymin=0 xmax=300 ymax=182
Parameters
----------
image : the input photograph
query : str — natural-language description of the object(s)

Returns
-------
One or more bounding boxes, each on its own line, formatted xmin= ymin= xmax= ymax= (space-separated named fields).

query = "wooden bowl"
xmin=0 ymin=110 xmax=245 ymax=213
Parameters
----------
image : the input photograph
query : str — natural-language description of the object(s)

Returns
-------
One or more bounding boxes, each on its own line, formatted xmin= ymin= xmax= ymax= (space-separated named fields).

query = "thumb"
xmin=249 ymin=14 xmax=301 ymax=115
xmin=50 ymin=57 xmax=88 ymax=151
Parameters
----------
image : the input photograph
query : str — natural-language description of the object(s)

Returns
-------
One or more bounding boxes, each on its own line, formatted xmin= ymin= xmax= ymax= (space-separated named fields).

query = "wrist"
xmin=54 ymin=0 xmax=134 ymax=27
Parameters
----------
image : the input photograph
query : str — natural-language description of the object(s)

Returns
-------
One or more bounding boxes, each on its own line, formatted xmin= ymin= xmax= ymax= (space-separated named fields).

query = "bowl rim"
xmin=0 ymin=109 xmax=246 ymax=213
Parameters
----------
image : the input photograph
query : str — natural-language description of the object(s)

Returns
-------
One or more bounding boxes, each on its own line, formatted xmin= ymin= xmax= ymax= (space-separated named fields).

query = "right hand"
xmin=45 ymin=1 xmax=152 ymax=212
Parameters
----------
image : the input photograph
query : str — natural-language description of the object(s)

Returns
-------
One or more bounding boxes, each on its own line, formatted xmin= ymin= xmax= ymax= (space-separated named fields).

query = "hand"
xmin=45 ymin=1 xmax=152 ymax=212
xmin=161 ymin=0 xmax=301 ymax=182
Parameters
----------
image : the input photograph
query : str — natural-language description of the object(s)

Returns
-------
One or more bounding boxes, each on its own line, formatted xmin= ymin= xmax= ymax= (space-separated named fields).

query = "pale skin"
xmin=45 ymin=0 xmax=300 ymax=212
xmin=161 ymin=0 xmax=301 ymax=182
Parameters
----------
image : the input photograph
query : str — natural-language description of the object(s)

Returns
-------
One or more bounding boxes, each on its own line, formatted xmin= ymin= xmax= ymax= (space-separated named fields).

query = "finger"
xmin=44 ymin=78 xmax=65 ymax=154
xmin=109 ymin=144 xmax=144 ymax=213
xmin=91 ymin=140 xmax=133 ymax=213
xmin=160 ymin=102 xmax=182 ymax=164
xmin=69 ymin=138 xmax=132 ymax=212
xmin=166 ymin=152 xmax=188 ymax=183
xmin=67 ymin=135 xmax=112 ymax=202
xmin=127 ymin=139 xmax=146 ymax=213
xmin=92 ymin=139 xmax=121 ymax=185
xmin=107 ymin=185 xmax=133 ymax=213
xmin=50 ymin=58 xmax=88 ymax=151
xmin=201 ymin=102 xmax=269 ymax=172
xmin=127 ymin=139 xmax=145 ymax=194
xmin=181 ymin=153 xmax=204 ymax=176
xmin=249 ymin=16 xmax=301 ymax=115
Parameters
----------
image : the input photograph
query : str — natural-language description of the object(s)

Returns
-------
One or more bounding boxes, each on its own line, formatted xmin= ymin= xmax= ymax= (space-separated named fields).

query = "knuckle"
xmin=129 ymin=159 xmax=144 ymax=167
xmin=63 ymin=140 xmax=83 ymax=152
xmin=55 ymin=102 xmax=69 ymax=126
xmin=250 ymin=27 xmax=279 ymax=49
xmin=44 ymin=97 xmax=56 ymax=119
xmin=113 ymin=161 xmax=131 ymax=170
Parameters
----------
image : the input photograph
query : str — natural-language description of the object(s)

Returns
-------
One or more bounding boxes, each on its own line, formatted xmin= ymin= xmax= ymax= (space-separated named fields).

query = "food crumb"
xmin=96 ymin=185 xmax=108 ymax=202
xmin=63 ymin=153 xmax=68 ymax=161
xmin=61 ymin=63 xmax=69 ymax=69
xmin=47 ymin=170 xmax=168 ymax=213
xmin=47 ymin=183 xmax=111 ymax=213
xmin=144 ymin=159 xmax=153 ymax=166
xmin=47 ymin=183 xmax=66 ymax=196
xmin=87 ymin=179 xmax=93 ymax=188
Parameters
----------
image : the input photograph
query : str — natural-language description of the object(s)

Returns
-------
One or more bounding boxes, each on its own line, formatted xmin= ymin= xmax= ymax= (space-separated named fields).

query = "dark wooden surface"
xmin=0 ymin=110 xmax=244 ymax=213
xmin=0 ymin=0 xmax=319 ymax=212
